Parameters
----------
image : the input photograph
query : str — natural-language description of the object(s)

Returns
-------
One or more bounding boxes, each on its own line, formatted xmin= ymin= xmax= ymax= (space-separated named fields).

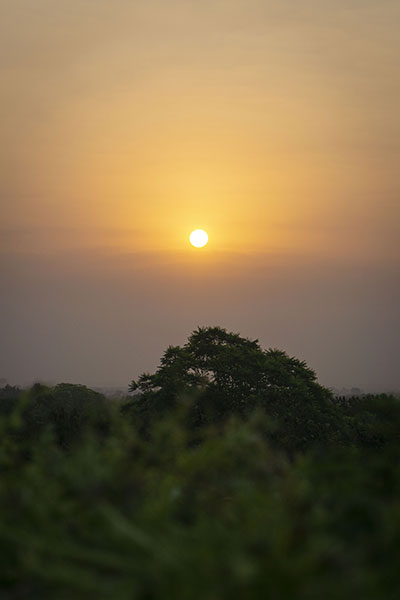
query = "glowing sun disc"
xmin=190 ymin=229 xmax=208 ymax=248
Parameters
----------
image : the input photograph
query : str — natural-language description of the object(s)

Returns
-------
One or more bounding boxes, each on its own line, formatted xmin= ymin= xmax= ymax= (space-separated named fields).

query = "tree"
xmin=0 ymin=384 xmax=22 ymax=416
xmin=22 ymin=383 xmax=111 ymax=448
xmin=127 ymin=327 xmax=335 ymax=449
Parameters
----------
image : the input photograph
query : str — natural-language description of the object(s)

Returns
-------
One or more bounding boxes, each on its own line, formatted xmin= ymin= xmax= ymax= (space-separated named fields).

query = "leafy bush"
xmin=0 ymin=329 xmax=399 ymax=598
xmin=19 ymin=383 xmax=113 ymax=449
xmin=0 ymin=404 xmax=400 ymax=599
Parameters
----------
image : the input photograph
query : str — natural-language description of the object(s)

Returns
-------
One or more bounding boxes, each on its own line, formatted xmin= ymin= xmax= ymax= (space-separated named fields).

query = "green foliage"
xmin=129 ymin=327 xmax=322 ymax=402
xmin=20 ymin=383 xmax=113 ymax=449
xmin=127 ymin=327 xmax=335 ymax=452
xmin=337 ymin=394 xmax=400 ymax=449
xmin=0 ymin=399 xmax=400 ymax=599
xmin=0 ymin=329 xmax=399 ymax=598
xmin=0 ymin=384 xmax=22 ymax=417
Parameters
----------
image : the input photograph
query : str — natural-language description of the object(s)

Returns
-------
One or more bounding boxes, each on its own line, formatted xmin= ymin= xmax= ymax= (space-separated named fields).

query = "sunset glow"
xmin=1 ymin=0 xmax=399 ymax=391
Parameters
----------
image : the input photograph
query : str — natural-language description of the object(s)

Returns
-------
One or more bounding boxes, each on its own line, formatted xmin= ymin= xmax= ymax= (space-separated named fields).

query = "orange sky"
xmin=1 ymin=1 xmax=399 ymax=389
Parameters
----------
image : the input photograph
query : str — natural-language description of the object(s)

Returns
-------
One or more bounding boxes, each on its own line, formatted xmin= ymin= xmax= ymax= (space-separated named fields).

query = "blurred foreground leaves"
xmin=0 ymin=329 xmax=399 ymax=598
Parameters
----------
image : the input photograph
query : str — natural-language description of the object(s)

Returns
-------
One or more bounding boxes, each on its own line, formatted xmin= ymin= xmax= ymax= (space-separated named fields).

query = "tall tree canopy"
xmin=128 ymin=327 xmax=335 ymax=449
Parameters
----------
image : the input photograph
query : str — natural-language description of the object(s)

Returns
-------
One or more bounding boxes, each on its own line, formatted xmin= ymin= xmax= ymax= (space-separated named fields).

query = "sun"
xmin=189 ymin=229 xmax=208 ymax=248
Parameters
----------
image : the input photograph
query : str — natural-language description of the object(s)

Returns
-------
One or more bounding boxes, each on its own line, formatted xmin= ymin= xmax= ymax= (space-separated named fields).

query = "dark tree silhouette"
xmin=127 ymin=326 xmax=336 ymax=449
xmin=22 ymin=383 xmax=111 ymax=448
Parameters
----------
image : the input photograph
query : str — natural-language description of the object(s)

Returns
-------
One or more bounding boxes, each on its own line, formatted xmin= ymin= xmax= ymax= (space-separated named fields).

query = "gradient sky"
xmin=1 ymin=0 xmax=399 ymax=391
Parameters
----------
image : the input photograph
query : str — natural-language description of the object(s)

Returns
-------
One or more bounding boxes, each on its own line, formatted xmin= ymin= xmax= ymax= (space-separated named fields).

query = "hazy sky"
xmin=1 ymin=0 xmax=399 ymax=391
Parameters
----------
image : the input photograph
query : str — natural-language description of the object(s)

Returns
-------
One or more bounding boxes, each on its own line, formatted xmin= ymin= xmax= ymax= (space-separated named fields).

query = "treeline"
xmin=0 ymin=327 xmax=399 ymax=599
